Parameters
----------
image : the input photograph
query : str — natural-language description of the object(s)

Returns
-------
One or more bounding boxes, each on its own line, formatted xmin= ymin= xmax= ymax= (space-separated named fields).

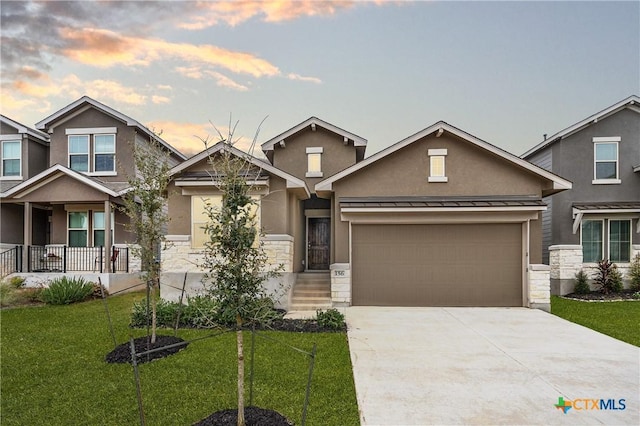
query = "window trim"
xmin=66 ymin=127 xmax=118 ymax=176
xmin=428 ymin=148 xmax=448 ymax=182
xmin=305 ymin=147 xmax=323 ymax=178
xmin=608 ymin=219 xmax=632 ymax=263
xmin=93 ymin=134 xmax=116 ymax=174
xmin=0 ymin=139 xmax=22 ymax=180
xmin=68 ymin=211 xmax=89 ymax=247
xmin=580 ymin=219 xmax=604 ymax=264
xmin=68 ymin=135 xmax=90 ymax=173
xmin=592 ymin=137 xmax=621 ymax=184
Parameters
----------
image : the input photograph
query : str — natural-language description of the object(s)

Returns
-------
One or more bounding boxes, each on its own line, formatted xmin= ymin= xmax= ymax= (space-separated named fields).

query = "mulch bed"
xmin=194 ymin=406 xmax=293 ymax=426
xmin=564 ymin=289 xmax=639 ymax=301
xmin=105 ymin=335 xmax=188 ymax=364
xmin=252 ymin=318 xmax=346 ymax=333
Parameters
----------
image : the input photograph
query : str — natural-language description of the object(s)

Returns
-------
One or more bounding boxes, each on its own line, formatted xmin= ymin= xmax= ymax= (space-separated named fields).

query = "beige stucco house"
xmin=161 ymin=117 xmax=572 ymax=312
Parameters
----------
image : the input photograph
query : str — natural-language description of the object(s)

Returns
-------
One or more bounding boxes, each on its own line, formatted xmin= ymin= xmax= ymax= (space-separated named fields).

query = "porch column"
xmin=104 ymin=200 xmax=112 ymax=273
xmin=23 ymin=201 xmax=32 ymax=270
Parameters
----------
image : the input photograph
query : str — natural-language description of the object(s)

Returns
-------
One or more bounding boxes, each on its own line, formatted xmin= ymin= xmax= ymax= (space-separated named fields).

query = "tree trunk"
xmin=237 ymin=316 xmax=245 ymax=426
xmin=151 ymin=280 xmax=157 ymax=344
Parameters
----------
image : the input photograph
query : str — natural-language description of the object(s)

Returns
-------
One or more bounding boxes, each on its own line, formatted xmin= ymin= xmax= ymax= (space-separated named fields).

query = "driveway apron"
xmin=346 ymin=307 xmax=639 ymax=425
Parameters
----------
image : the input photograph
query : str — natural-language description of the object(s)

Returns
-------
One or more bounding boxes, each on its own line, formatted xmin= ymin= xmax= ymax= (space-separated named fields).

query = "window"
xmin=93 ymin=212 xmax=115 ymax=247
xmin=191 ymin=195 xmax=260 ymax=248
xmin=68 ymin=212 xmax=88 ymax=247
xmin=94 ymin=135 xmax=116 ymax=172
xmin=306 ymin=147 xmax=323 ymax=177
xmin=593 ymin=138 xmax=620 ymax=183
xmin=1 ymin=140 xmax=21 ymax=177
xmin=581 ymin=220 xmax=603 ymax=263
xmin=428 ymin=149 xmax=448 ymax=182
xmin=69 ymin=135 xmax=89 ymax=172
xmin=609 ymin=220 xmax=631 ymax=262
xmin=66 ymin=127 xmax=117 ymax=174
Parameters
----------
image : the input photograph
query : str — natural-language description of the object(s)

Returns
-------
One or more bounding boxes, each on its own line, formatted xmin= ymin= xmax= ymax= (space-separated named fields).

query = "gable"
xmin=8 ymin=174 xmax=110 ymax=203
xmin=332 ymin=132 xmax=548 ymax=198
xmin=318 ymin=122 xmax=570 ymax=198
xmin=271 ymin=126 xmax=358 ymax=191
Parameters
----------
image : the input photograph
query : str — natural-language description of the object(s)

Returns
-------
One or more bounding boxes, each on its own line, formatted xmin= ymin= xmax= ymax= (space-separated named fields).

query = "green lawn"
xmin=551 ymin=296 xmax=640 ymax=347
xmin=1 ymin=292 xmax=359 ymax=425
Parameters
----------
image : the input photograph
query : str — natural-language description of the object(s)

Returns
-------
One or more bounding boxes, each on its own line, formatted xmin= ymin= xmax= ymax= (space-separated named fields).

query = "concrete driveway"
xmin=346 ymin=307 xmax=639 ymax=425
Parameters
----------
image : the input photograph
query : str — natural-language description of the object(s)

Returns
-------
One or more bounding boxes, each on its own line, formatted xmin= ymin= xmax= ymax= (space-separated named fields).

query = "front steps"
xmin=289 ymin=272 xmax=332 ymax=312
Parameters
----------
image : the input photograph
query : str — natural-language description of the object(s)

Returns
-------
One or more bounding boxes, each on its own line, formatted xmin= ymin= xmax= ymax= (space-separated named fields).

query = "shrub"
xmin=91 ymin=283 xmax=109 ymax=299
xmin=40 ymin=277 xmax=94 ymax=305
xmin=573 ymin=270 xmax=590 ymax=294
xmin=316 ymin=308 xmax=346 ymax=331
xmin=9 ymin=276 xmax=25 ymax=288
xmin=182 ymin=295 xmax=223 ymax=329
xmin=0 ymin=282 xmax=19 ymax=307
xmin=629 ymin=254 xmax=640 ymax=291
xmin=131 ymin=298 xmax=180 ymax=328
xmin=593 ymin=259 xmax=623 ymax=294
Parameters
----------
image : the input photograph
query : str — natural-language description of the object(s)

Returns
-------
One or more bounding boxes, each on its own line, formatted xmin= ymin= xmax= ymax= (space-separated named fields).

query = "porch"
xmin=0 ymin=245 xmax=130 ymax=276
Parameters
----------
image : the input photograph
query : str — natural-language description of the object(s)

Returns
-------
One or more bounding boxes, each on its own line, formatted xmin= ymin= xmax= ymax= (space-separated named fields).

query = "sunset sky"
xmin=1 ymin=1 xmax=638 ymax=157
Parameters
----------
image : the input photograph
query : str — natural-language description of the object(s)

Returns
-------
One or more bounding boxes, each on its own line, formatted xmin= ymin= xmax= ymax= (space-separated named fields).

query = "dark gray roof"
xmin=340 ymin=196 xmax=546 ymax=208
xmin=573 ymin=202 xmax=640 ymax=210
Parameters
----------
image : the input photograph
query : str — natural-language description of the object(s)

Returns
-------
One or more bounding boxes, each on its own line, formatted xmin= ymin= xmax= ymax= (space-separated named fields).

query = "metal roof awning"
xmin=572 ymin=202 xmax=640 ymax=234
xmin=340 ymin=196 xmax=546 ymax=212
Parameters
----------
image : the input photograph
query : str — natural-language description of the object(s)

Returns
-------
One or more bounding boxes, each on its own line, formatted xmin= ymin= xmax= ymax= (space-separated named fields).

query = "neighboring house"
xmin=0 ymin=96 xmax=185 ymax=277
xmin=522 ymin=95 xmax=640 ymax=294
xmin=1 ymin=115 xmax=50 ymax=248
xmin=161 ymin=117 xmax=571 ymax=312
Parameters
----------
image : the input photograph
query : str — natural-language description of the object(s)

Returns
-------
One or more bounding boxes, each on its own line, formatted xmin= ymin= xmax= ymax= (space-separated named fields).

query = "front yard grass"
xmin=551 ymin=295 xmax=640 ymax=347
xmin=0 ymin=292 xmax=359 ymax=425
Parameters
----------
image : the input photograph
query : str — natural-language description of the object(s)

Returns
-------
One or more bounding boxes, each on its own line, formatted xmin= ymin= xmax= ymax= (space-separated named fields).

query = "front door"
xmin=308 ymin=217 xmax=330 ymax=270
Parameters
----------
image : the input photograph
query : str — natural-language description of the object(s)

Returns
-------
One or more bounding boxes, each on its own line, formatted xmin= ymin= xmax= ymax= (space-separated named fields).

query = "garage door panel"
xmin=352 ymin=224 xmax=522 ymax=307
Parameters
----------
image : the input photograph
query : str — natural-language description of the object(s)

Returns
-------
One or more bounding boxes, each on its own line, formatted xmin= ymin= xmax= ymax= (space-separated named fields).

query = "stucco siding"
xmin=0 ymin=204 xmax=24 ymax=244
xmin=261 ymin=176 xmax=288 ymax=235
xmin=27 ymin=138 xmax=48 ymax=179
xmin=16 ymin=175 xmax=109 ymax=203
xmin=332 ymin=133 xmax=545 ymax=198
xmin=272 ymin=127 xmax=357 ymax=191
xmin=549 ymin=109 xmax=640 ymax=247
xmin=47 ymin=107 xmax=136 ymax=182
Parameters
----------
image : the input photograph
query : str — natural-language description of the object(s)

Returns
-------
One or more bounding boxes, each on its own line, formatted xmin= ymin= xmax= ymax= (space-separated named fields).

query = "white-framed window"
xmin=306 ymin=147 xmax=323 ymax=178
xmin=94 ymin=134 xmax=116 ymax=172
xmin=68 ymin=211 xmax=89 ymax=247
xmin=581 ymin=219 xmax=603 ymax=263
xmin=93 ymin=211 xmax=115 ymax=247
xmin=609 ymin=219 xmax=631 ymax=263
xmin=593 ymin=137 xmax=620 ymax=184
xmin=67 ymin=127 xmax=117 ymax=175
xmin=191 ymin=195 xmax=260 ymax=249
xmin=428 ymin=148 xmax=448 ymax=182
xmin=581 ymin=218 xmax=633 ymax=263
xmin=1 ymin=139 xmax=21 ymax=178
xmin=69 ymin=135 xmax=90 ymax=172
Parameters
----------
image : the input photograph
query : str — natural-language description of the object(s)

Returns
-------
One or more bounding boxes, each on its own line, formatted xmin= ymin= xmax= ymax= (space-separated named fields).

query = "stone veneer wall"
xmin=160 ymin=234 xmax=295 ymax=309
xmin=550 ymin=244 xmax=640 ymax=295
xmin=528 ymin=264 xmax=550 ymax=312
xmin=330 ymin=263 xmax=351 ymax=307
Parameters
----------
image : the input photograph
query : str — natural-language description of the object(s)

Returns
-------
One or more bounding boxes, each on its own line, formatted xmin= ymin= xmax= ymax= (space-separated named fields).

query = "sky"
xmin=1 ymin=0 xmax=638 ymax=158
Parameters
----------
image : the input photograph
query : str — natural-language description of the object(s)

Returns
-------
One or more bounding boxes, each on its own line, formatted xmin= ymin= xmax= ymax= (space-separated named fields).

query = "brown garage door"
xmin=352 ymin=223 xmax=522 ymax=307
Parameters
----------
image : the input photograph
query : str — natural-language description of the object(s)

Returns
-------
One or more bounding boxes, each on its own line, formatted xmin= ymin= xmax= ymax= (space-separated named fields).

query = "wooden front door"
xmin=308 ymin=217 xmax=330 ymax=270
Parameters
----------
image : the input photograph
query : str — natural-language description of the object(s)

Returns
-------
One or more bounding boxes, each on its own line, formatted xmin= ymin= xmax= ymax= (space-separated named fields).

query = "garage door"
xmin=352 ymin=223 xmax=522 ymax=306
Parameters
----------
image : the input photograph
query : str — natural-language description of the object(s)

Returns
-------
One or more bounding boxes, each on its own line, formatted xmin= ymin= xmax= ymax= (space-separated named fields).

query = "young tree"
xmin=121 ymin=134 xmax=172 ymax=344
xmin=201 ymin=124 xmax=280 ymax=426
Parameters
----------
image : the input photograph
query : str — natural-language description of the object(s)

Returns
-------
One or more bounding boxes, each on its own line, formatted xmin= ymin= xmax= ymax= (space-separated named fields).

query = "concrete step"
xmin=293 ymin=285 xmax=330 ymax=292
xmin=289 ymin=303 xmax=333 ymax=311
xmin=293 ymin=290 xmax=331 ymax=298
xmin=291 ymin=296 xmax=332 ymax=304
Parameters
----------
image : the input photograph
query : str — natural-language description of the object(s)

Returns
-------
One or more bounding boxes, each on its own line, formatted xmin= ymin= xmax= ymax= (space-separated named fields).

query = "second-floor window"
xmin=428 ymin=149 xmax=448 ymax=182
xmin=1 ymin=140 xmax=21 ymax=178
xmin=67 ymin=128 xmax=116 ymax=174
xmin=593 ymin=137 xmax=620 ymax=183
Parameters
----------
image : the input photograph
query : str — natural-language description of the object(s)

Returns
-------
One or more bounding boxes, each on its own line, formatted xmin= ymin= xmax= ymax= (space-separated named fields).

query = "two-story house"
xmin=522 ymin=95 xmax=640 ymax=294
xmin=1 ymin=115 xmax=50 ymax=250
xmin=161 ymin=117 xmax=571 ymax=312
xmin=0 ymin=96 xmax=185 ymax=275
